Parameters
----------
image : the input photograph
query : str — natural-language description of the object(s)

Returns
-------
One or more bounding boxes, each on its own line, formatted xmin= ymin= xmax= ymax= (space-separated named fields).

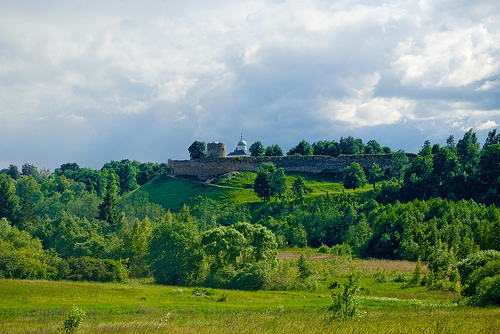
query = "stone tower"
xmin=207 ymin=142 xmax=227 ymax=158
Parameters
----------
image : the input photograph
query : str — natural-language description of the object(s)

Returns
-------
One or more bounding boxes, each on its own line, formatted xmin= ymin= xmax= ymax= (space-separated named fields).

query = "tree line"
xmin=1 ymin=129 xmax=500 ymax=305
xmin=188 ymin=136 xmax=390 ymax=159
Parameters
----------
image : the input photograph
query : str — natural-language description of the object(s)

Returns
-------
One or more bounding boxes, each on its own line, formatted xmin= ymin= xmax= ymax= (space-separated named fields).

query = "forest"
xmin=1 ymin=128 xmax=500 ymax=309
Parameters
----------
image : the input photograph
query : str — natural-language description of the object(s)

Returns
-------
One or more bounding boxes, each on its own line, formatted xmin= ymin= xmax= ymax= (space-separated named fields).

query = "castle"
xmin=168 ymin=136 xmax=402 ymax=181
xmin=206 ymin=136 xmax=250 ymax=158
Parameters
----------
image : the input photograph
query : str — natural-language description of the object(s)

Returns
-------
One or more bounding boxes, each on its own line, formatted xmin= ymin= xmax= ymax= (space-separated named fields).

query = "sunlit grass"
xmin=1 ymin=255 xmax=498 ymax=334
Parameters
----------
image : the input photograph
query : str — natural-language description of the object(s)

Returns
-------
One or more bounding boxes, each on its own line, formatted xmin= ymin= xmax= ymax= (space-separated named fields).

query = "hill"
xmin=122 ymin=171 xmax=372 ymax=213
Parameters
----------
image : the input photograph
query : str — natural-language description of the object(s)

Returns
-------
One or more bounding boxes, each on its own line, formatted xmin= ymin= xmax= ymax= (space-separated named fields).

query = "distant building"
xmin=227 ymin=135 xmax=250 ymax=157
xmin=207 ymin=142 xmax=226 ymax=158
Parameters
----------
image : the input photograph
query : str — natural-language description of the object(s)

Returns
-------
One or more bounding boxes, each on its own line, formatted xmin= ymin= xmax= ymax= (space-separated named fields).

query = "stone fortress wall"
xmin=167 ymin=154 xmax=407 ymax=181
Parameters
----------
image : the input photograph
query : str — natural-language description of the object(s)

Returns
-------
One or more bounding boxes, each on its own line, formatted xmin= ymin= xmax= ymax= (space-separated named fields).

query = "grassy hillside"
xmin=124 ymin=171 xmax=372 ymax=212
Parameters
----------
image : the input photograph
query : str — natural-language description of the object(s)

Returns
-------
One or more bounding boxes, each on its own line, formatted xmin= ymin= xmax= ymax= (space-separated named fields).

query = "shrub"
xmin=328 ymin=272 xmax=364 ymax=320
xmin=457 ymin=250 xmax=500 ymax=285
xmin=469 ymin=275 xmax=500 ymax=306
xmin=330 ymin=244 xmax=352 ymax=257
xmin=228 ymin=264 xmax=267 ymax=291
xmin=408 ymin=257 xmax=423 ymax=286
xmin=60 ymin=305 xmax=85 ymax=333
xmin=318 ymin=244 xmax=330 ymax=253
xmin=374 ymin=267 xmax=388 ymax=283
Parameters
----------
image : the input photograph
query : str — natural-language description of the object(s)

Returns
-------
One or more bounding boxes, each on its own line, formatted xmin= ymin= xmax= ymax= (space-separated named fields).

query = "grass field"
xmin=1 ymin=256 xmax=499 ymax=333
xmin=125 ymin=171 xmax=371 ymax=213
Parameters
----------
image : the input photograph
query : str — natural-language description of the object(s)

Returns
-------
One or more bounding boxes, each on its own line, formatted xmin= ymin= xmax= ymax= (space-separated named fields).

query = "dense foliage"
xmin=1 ymin=129 xmax=500 ymax=305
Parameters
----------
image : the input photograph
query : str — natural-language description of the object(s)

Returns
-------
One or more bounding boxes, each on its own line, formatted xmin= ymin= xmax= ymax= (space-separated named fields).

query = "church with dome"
xmin=227 ymin=135 xmax=250 ymax=157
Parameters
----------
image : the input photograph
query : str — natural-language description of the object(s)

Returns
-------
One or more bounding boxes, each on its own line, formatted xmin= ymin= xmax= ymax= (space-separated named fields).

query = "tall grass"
xmin=1 ymin=257 xmax=498 ymax=333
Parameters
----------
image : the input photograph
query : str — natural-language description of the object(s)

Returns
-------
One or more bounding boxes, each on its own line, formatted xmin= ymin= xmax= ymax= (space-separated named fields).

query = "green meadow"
xmin=1 ymin=255 xmax=499 ymax=333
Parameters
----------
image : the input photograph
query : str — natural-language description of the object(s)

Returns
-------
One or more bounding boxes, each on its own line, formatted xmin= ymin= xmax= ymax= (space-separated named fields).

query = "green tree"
xmin=254 ymin=163 xmax=276 ymax=202
xmin=0 ymin=174 xmax=18 ymax=224
xmin=419 ymin=140 xmax=432 ymax=156
xmin=287 ymin=140 xmax=313 ymax=156
xmin=483 ymin=129 xmax=500 ymax=148
xmin=265 ymin=144 xmax=283 ymax=157
xmin=188 ymin=141 xmax=206 ymax=160
xmin=367 ymin=163 xmax=384 ymax=188
xmin=343 ymin=162 xmax=367 ymax=189
xmin=16 ymin=176 xmax=43 ymax=232
xmin=313 ymin=140 xmax=340 ymax=157
xmin=456 ymin=129 xmax=480 ymax=175
xmin=202 ymin=226 xmax=246 ymax=268
xmin=339 ymin=136 xmax=363 ymax=155
xmin=149 ymin=211 xmax=204 ymax=286
xmin=390 ymin=151 xmax=409 ymax=180
xmin=249 ymin=141 xmax=265 ymax=157
xmin=432 ymin=147 xmax=459 ymax=178
xmin=328 ymin=272 xmax=363 ymax=320
xmin=21 ymin=163 xmax=37 ymax=177
xmin=98 ymin=174 xmax=120 ymax=232
xmin=292 ymin=176 xmax=309 ymax=199
xmin=270 ymin=168 xmax=287 ymax=199
xmin=365 ymin=140 xmax=382 ymax=154
xmin=6 ymin=165 xmax=19 ymax=180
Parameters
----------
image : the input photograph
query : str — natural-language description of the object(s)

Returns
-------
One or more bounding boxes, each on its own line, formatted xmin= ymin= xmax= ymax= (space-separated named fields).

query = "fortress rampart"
xmin=167 ymin=154 xmax=408 ymax=181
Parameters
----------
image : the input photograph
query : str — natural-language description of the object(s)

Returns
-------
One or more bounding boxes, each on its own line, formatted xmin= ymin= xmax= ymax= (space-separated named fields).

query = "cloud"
xmin=476 ymin=120 xmax=499 ymax=131
xmin=0 ymin=0 xmax=499 ymax=170
xmin=393 ymin=24 xmax=500 ymax=88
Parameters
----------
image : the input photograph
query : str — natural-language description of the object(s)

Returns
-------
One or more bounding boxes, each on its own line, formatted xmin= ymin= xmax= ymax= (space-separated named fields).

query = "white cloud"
xmin=394 ymin=24 xmax=500 ymax=88
xmin=476 ymin=120 xmax=499 ymax=131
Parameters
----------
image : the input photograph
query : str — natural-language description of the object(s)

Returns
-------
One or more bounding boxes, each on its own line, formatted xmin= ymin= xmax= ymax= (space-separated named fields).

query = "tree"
xmin=419 ymin=140 xmax=432 ymax=156
xmin=98 ymin=174 xmax=120 ymax=232
xmin=6 ymin=165 xmax=19 ymax=180
xmin=484 ymin=129 xmax=500 ymax=148
xmin=343 ymin=162 xmax=367 ymax=189
xmin=117 ymin=161 xmax=138 ymax=194
xmin=149 ymin=211 xmax=204 ymax=286
xmin=254 ymin=163 xmax=276 ymax=202
xmin=249 ymin=141 xmax=265 ymax=157
xmin=292 ymin=176 xmax=309 ymax=199
xmin=365 ymin=140 xmax=382 ymax=154
xmin=432 ymin=147 xmax=459 ymax=179
xmin=339 ymin=136 xmax=363 ymax=155
xmin=456 ymin=129 xmax=480 ymax=175
xmin=270 ymin=168 xmax=287 ymax=199
xmin=328 ymin=272 xmax=363 ymax=320
xmin=21 ymin=163 xmax=37 ymax=177
xmin=390 ymin=151 xmax=409 ymax=180
xmin=313 ymin=140 xmax=340 ymax=157
xmin=287 ymin=140 xmax=313 ymax=156
xmin=0 ymin=174 xmax=18 ymax=224
xmin=188 ymin=141 xmax=206 ymax=160
xmin=16 ymin=176 xmax=42 ymax=231
xmin=367 ymin=163 xmax=384 ymax=188
xmin=265 ymin=145 xmax=283 ymax=157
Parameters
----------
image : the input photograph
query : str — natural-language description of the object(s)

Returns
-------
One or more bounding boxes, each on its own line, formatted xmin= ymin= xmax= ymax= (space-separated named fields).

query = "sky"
xmin=1 ymin=0 xmax=499 ymax=171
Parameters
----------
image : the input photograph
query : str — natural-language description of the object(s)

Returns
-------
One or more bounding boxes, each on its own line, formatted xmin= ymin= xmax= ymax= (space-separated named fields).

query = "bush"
xmin=374 ymin=267 xmax=388 ymax=283
xmin=469 ymin=275 xmax=500 ymax=306
xmin=228 ymin=264 xmax=267 ymax=291
xmin=318 ymin=244 xmax=330 ymax=253
xmin=65 ymin=257 xmax=129 ymax=283
xmin=462 ymin=259 xmax=500 ymax=298
xmin=457 ymin=250 xmax=500 ymax=285
xmin=60 ymin=305 xmax=85 ymax=333
xmin=330 ymin=244 xmax=352 ymax=257
xmin=328 ymin=272 xmax=364 ymax=320
xmin=204 ymin=265 xmax=237 ymax=289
